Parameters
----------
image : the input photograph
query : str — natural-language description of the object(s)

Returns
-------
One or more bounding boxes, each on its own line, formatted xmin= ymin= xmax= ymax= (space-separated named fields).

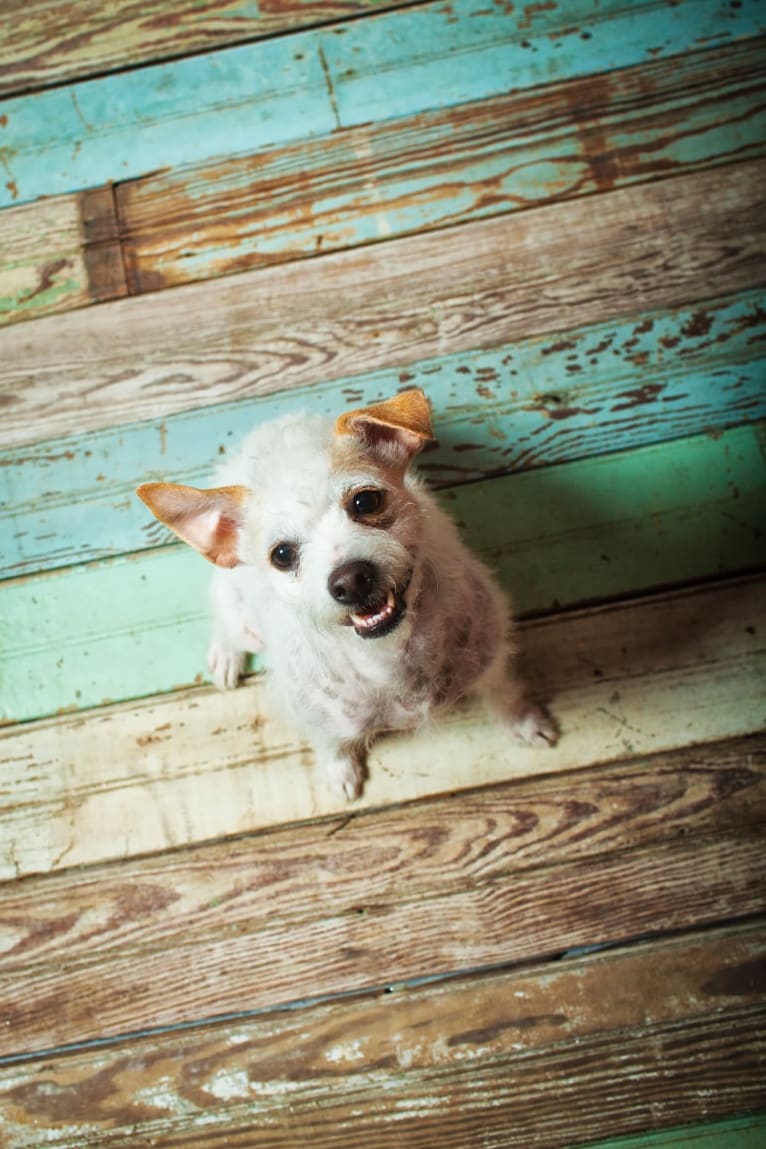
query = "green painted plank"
xmin=1 ymin=422 xmax=764 ymax=724
xmin=570 ymin=1113 xmax=766 ymax=1149
xmin=2 ymin=290 xmax=764 ymax=577
xmin=116 ymin=36 xmax=766 ymax=293
xmin=0 ymin=0 xmax=763 ymax=207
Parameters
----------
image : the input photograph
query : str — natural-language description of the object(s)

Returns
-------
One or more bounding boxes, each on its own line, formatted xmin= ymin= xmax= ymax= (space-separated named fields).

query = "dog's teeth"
xmin=351 ymin=589 xmax=397 ymax=630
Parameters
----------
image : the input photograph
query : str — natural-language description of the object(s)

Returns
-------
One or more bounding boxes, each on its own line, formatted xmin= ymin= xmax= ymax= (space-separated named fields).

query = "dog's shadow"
xmin=419 ymin=427 xmax=741 ymax=702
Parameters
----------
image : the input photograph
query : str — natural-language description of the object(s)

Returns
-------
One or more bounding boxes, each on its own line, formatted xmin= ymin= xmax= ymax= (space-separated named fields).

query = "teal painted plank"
xmin=118 ymin=36 xmax=766 ymax=292
xmin=0 ymin=36 xmax=334 ymax=208
xmin=1 ymin=422 xmax=764 ymax=723
xmin=1 ymin=290 xmax=764 ymax=577
xmin=323 ymin=0 xmax=766 ymax=128
xmin=571 ymin=1113 xmax=766 ymax=1149
xmin=1 ymin=0 xmax=763 ymax=207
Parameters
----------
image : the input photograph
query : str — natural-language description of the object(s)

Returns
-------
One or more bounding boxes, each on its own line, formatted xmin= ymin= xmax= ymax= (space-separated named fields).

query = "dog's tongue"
xmin=351 ymin=589 xmax=396 ymax=631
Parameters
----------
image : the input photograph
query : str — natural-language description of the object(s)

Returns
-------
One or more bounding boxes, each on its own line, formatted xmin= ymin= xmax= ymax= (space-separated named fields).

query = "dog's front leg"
xmin=312 ymin=735 xmax=367 ymax=801
xmin=480 ymin=655 xmax=559 ymax=749
xmin=208 ymin=569 xmax=263 ymax=690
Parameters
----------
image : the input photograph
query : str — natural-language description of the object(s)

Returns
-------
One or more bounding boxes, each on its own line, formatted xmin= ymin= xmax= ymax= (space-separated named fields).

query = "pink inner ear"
xmin=349 ymin=418 xmax=427 ymax=466
xmin=181 ymin=506 xmax=241 ymax=566
xmin=137 ymin=483 xmax=248 ymax=566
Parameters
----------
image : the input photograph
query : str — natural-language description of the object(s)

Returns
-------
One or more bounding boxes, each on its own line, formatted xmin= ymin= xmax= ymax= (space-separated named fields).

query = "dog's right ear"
xmin=136 ymin=482 xmax=249 ymax=568
xmin=334 ymin=388 xmax=434 ymax=467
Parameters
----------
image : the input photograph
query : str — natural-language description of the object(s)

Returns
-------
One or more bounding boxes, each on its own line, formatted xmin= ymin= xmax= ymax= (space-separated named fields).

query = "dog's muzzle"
xmin=328 ymin=560 xmax=410 ymax=639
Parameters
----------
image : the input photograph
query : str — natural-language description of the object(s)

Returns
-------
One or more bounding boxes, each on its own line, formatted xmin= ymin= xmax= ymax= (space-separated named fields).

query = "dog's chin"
xmin=346 ymin=574 xmax=412 ymax=640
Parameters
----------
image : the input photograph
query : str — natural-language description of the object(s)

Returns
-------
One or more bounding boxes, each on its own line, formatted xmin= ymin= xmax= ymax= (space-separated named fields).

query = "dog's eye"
xmin=270 ymin=542 xmax=299 ymax=571
xmin=350 ymin=489 xmax=385 ymax=518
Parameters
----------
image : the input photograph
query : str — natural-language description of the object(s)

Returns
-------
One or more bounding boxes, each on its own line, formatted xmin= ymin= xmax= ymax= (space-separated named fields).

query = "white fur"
xmin=208 ymin=411 xmax=557 ymax=799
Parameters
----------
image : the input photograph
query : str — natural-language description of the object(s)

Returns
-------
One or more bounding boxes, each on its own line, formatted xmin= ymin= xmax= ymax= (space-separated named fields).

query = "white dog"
xmin=137 ymin=389 xmax=557 ymax=798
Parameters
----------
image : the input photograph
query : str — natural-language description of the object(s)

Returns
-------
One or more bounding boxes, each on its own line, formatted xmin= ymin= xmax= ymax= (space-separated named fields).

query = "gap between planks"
xmin=3 ymin=35 xmax=764 ymax=326
xmin=1 ymin=730 xmax=764 ymax=1054
xmin=0 ymin=900 xmax=764 ymax=1136
xmin=1 ymin=293 xmax=764 ymax=577
xmin=1 ymin=158 xmax=765 ymax=448
xmin=2 ymin=0 xmax=762 ymax=209
xmin=2 ymin=418 xmax=763 ymax=722
xmin=0 ymin=0 xmax=405 ymax=96
xmin=1 ymin=574 xmax=764 ymax=879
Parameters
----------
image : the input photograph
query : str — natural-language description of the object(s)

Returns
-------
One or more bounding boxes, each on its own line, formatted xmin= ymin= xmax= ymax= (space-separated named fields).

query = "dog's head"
xmin=137 ymin=390 xmax=435 ymax=640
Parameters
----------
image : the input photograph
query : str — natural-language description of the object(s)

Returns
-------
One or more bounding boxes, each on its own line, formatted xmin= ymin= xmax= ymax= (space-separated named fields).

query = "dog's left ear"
xmin=136 ymin=482 xmax=249 ymax=567
xmin=334 ymin=388 xmax=434 ymax=466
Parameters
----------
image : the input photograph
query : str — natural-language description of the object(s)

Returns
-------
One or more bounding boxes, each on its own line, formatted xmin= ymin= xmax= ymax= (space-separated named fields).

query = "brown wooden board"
xmin=1 ymin=922 xmax=763 ymax=1147
xmin=1 ymin=733 xmax=764 ymax=1058
xmin=115 ymin=38 xmax=766 ymax=294
xmin=1 ymin=158 xmax=764 ymax=448
xmin=4 ymin=37 xmax=765 ymax=329
xmin=0 ymin=0 xmax=400 ymax=96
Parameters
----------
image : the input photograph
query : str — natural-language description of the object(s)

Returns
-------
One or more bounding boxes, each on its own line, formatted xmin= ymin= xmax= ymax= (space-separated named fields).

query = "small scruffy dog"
xmin=137 ymin=389 xmax=557 ymax=798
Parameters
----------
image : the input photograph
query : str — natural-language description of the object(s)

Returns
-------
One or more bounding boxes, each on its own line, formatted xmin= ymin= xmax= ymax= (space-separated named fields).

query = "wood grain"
xmin=3 ymin=289 xmax=765 ymax=576
xmin=3 ymin=420 xmax=764 ymax=723
xmin=0 ymin=195 xmax=91 ymax=324
xmin=4 ymin=735 xmax=765 ymax=979
xmin=0 ymin=925 xmax=764 ymax=1146
xmin=5 ymin=36 xmax=764 ymax=327
xmin=0 ymin=793 xmax=763 ymax=1052
xmin=1 ymin=159 xmax=764 ymax=449
xmin=2 ymin=0 xmax=762 ymax=209
xmin=115 ymin=38 xmax=766 ymax=293
xmin=0 ymin=0 xmax=398 ymax=96
xmin=1 ymin=577 xmax=763 ymax=879
xmin=583 ymin=1118 xmax=766 ymax=1149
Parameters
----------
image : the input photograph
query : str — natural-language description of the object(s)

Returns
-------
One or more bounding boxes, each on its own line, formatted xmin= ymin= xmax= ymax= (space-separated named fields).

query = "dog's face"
xmin=137 ymin=390 xmax=434 ymax=642
xmin=240 ymin=416 xmax=423 ymax=639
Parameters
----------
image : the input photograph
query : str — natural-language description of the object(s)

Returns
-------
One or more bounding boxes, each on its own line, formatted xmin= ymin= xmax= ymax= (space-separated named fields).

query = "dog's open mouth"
xmin=350 ymin=585 xmax=408 ymax=639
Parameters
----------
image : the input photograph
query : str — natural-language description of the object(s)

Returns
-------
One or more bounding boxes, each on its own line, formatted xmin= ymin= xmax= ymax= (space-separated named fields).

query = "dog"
xmin=137 ymin=388 xmax=557 ymax=799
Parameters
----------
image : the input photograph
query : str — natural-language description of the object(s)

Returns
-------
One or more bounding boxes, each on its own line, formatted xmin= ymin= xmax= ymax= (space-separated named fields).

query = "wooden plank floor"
xmin=1 ymin=0 xmax=765 ymax=1146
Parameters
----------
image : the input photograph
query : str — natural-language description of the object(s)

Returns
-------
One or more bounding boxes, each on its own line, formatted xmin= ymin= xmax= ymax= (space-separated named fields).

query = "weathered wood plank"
xmin=0 ymin=187 xmax=128 ymax=327
xmin=1 ymin=761 xmax=764 ymax=1052
xmin=0 ymin=0 xmax=399 ymax=97
xmin=2 ymin=420 xmax=763 ymax=723
xmin=3 ymin=290 xmax=764 ymax=576
xmin=2 ymin=0 xmax=762 ymax=209
xmin=115 ymin=38 xmax=766 ymax=294
xmin=0 ymin=197 xmax=88 ymax=323
xmin=5 ymin=37 xmax=765 ymax=327
xmin=0 ymin=925 xmax=763 ymax=1146
xmin=322 ymin=0 xmax=766 ymax=129
xmin=1 ymin=160 xmax=764 ymax=449
xmin=3 ymin=734 xmax=764 ymax=982
xmin=579 ymin=1116 xmax=766 ymax=1149
xmin=1 ymin=578 xmax=763 ymax=878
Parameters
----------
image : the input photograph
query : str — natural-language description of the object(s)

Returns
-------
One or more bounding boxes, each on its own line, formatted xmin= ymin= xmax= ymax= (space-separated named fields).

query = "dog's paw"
xmin=509 ymin=702 xmax=559 ymax=748
xmin=207 ymin=640 xmax=246 ymax=691
xmin=323 ymin=753 xmax=365 ymax=802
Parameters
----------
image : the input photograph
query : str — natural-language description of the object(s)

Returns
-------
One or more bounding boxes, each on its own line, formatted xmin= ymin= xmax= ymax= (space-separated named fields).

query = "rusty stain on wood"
xmin=3 ymin=159 xmax=766 ymax=448
xmin=1 ymin=0 xmax=765 ymax=1144
xmin=112 ymin=38 xmax=766 ymax=295
xmin=78 ymin=187 xmax=128 ymax=303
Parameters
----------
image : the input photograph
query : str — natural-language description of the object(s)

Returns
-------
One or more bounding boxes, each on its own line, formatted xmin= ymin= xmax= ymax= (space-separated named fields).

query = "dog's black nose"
xmin=328 ymin=560 xmax=378 ymax=606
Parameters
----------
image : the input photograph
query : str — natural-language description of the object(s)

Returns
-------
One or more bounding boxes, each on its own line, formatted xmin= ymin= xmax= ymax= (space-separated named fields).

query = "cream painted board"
xmin=1 ymin=575 xmax=763 ymax=880
xmin=0 ymin=195 xmax=90 ymax=324
xmin=1 ymin=160 xmax=764 ymax=448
